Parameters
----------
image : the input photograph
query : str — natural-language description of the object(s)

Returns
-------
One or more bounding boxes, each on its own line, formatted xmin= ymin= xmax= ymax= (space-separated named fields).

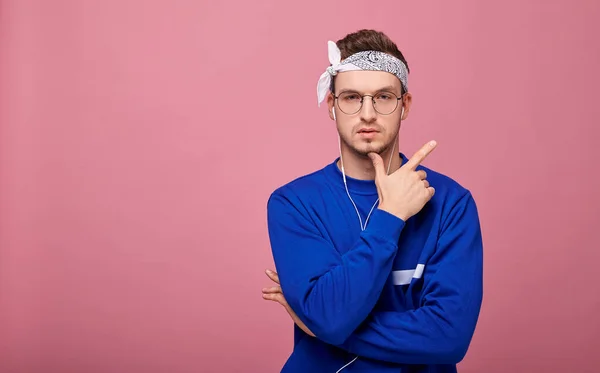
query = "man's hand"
xmin=369 ymin=140 xmax=437 ymax=221
xmin=262 ymin=269 xmax=316 ymax=337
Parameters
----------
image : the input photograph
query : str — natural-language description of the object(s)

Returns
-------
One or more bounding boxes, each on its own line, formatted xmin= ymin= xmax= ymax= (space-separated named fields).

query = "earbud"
xmin=401 ymin=107 xmax=405 ymax=119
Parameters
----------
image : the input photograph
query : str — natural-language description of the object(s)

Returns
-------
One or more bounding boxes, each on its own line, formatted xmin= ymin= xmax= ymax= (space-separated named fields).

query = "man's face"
xmin=327 ymin=70 xmax=411 ymax=156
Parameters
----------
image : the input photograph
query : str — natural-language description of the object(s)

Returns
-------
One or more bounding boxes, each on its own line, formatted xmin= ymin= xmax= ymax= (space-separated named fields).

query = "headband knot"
xmin=316 ymin=40 xmax=409 ymax=106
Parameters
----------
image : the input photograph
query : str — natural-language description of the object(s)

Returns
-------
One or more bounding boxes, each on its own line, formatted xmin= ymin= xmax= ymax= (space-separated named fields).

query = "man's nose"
xmin=359 ymin=96 xmax=377 ymax=122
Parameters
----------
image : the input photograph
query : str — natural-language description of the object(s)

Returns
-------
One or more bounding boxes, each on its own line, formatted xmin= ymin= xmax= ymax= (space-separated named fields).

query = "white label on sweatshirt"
xmin=392 ymin=264 xmax=425 ymax=285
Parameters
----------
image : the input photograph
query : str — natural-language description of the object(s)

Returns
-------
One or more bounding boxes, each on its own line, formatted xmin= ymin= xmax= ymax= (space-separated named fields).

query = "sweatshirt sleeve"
xmin=266 ymin=188 xmax=406 ymax=346
xmin=336 ymin=191 xmax=483 ymax=365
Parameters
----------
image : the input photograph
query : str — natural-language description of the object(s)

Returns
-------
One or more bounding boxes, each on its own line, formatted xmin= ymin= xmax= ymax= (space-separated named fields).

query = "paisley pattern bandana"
xmin=317 ymin=40 xmax=409 ymax=106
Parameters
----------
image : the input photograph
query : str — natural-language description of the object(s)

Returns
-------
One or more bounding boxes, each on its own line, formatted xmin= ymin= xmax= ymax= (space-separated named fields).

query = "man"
xmin=262 ymin=29 xmax=483 ymax=373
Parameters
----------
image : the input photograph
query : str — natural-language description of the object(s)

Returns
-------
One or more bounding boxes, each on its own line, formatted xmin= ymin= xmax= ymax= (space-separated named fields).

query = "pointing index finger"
xmin=404 ymin=141 xmax=437 ymax=170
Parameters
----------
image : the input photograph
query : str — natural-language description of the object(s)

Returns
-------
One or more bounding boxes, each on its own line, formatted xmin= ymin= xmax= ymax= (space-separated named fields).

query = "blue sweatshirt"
xmin=266 ymin=153 xmax=483 ymax=373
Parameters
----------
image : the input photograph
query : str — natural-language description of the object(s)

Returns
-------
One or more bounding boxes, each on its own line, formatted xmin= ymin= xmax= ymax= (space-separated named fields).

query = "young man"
xmin=262 ymin=29 xmax=483 ymax=373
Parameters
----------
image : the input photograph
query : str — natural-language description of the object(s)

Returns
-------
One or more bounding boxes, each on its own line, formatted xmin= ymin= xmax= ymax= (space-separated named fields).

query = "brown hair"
xmin=332 ymin=29 xmax=409 ymax=94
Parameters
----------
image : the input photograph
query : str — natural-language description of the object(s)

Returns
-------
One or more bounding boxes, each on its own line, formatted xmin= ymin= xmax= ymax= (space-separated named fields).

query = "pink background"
xmin=1 ymin=1 xmax=599 ymax=372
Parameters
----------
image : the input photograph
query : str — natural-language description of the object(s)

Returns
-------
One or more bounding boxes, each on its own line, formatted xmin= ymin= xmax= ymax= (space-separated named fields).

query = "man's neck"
xmin=336 ymin=145 xmax=402 ymax=180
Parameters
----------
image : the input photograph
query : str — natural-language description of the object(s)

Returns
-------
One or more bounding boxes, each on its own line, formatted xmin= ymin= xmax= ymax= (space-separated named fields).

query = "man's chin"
xmin=353 ymin=139 xmax=400 ymax=156
xmin=353 ymin=145 xmax=385 ymax=157
xmin=341 ymin=136 xmax=394 ymax=157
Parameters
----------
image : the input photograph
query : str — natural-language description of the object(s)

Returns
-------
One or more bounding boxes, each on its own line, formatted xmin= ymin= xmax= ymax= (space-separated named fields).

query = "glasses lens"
xmin=337 ymin=92 xmax=362 ymax=114
xmin=373 ymin=92 xmax=399 ymax=115
xmin=337 ymin=92 xmax=400 ymax=115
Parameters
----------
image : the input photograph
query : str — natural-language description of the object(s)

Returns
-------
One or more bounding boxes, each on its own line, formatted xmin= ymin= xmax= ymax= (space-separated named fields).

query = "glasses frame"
xmin=333 ymin=91 xmax=405 ymax=116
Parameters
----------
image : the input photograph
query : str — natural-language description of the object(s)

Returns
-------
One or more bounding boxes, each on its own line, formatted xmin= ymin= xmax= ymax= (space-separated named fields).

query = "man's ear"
xmin=401 ymin=92 xmax=413 ymax=120
xmin=327 ymin=92 xmax=335 ymax=120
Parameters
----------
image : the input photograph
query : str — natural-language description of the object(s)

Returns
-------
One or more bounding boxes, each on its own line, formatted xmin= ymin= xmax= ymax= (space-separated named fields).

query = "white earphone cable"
xmin=337 ymin=124 xmax=397 ymax=231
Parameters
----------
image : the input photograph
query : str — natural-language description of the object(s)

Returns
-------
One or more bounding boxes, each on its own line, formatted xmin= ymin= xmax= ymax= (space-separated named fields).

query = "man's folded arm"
xmin=334 ymin=191 xmax=484 ymax=365
xmin=267 ymin=188 xmax=406 ymax=345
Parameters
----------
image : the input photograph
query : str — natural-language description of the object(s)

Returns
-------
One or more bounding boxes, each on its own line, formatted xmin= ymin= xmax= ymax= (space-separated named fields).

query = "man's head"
xmin=325 ymin=29 xmax=412 ymax=157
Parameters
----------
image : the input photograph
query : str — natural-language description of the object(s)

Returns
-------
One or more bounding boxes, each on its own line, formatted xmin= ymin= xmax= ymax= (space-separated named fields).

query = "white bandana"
xmin=316 ymin=40 xmax=409 ymax=106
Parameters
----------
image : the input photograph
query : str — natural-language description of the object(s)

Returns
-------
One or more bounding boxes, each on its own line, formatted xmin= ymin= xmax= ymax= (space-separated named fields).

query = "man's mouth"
xmin=358 ymin=128 xmax=379 ymax=138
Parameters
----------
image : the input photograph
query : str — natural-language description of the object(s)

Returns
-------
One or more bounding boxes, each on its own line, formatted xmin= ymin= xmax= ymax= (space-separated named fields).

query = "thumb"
xmin=368 ymin=152 xmax=385 ymax=182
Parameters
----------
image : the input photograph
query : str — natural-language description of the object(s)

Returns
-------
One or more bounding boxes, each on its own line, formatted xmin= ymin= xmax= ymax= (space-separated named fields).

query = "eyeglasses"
xmin=334 ymin=91 xmax=403 ymax=115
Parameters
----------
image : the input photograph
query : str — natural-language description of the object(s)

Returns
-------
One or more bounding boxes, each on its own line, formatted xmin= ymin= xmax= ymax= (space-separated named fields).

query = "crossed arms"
xmin=265 ymin=188 xmax=483 ymax=365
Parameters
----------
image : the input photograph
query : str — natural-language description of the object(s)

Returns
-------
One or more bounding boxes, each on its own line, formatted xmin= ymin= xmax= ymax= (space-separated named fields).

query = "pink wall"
xmin=1 ymin=1 xmax=599 ymax=372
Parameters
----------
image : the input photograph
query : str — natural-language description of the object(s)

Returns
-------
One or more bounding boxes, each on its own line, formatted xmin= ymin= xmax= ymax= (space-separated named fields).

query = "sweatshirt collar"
xmin=323 ymin=153 xmax=408 ymax=196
